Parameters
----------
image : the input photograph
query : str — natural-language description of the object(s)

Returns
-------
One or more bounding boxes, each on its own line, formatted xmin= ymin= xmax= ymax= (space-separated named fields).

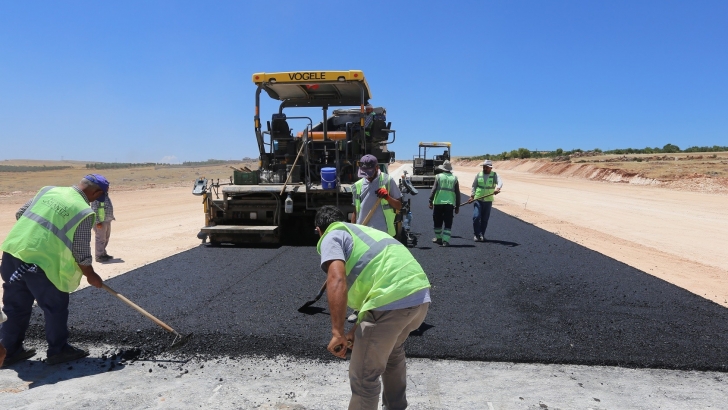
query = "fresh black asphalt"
xmin=18 ymin=192 xmax=728 ymax=371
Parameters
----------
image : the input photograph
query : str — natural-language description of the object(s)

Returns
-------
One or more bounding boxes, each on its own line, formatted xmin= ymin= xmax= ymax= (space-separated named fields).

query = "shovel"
xmin=462 ymin=192 xmax=496 ymax=206
xmin=298 ymin=200 xmax=382 ymax=312
xmin=102 ymin=284 xmax=193 ymax=350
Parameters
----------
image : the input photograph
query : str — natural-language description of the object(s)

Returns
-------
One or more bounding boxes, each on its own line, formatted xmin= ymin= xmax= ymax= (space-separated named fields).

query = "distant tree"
xmin=555 ymin=148 xmax=563 ymax=155
xmin=662 ymin=143 xmax=680 ymax=153
xmin=517 ymin=148 xmax=531 ymax=159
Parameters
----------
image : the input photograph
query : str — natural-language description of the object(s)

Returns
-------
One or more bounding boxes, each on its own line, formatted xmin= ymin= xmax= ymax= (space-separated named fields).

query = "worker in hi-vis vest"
xmin=0 ymin=174 xmax=107 ymax=367
xmin=471 ymin=159 xmax=503 ymax=242
xmin=428 ymin=160 xmax=461 ymax=247
xmin=351 ymin=154 xmax=402 ymax=236
xmin=315 ymin=205 xmax=431 ymax=410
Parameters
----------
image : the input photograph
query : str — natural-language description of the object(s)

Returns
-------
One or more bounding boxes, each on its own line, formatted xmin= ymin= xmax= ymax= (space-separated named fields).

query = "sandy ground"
xmin=2 ymin=163 xmax=727 ymax=308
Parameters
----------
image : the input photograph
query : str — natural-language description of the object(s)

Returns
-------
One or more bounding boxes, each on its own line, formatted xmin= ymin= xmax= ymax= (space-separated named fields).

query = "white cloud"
xmin=161 ymin=155 xmax=179 ymax=164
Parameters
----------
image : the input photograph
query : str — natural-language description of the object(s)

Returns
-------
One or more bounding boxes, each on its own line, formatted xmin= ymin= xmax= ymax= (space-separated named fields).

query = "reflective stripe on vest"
xmin=353 ymin=172 xmax=396 ymax=236
xmin=1 ymin=187 xmax=95 ymax=292
xmin=474 ymin=171 xmax=496 ymax=202
xmin=433 ymin=172 xmax=457 ymax=205
xmin=317 ymin=222 xmax=430 ymax=322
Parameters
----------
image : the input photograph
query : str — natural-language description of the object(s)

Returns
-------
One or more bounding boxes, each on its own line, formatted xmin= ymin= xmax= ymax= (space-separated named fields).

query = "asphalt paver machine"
xmin=410 ymin=142 xmax=452 ymax=188
xmin=193 ymin=70 xmax=397 ymax=245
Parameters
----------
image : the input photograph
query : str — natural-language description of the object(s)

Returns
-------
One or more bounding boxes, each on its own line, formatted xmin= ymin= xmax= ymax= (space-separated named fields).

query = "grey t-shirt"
xmin=353 ymin=173 xmax=402 ymax=234
xmin=319 ymin=229 xmax=430 ymax=311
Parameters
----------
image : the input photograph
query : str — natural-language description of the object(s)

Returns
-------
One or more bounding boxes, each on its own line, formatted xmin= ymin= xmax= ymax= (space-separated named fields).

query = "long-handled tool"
xmin=102 ymin=284 xmax=193 ymax=350
xmin=462 ymin=191 xmax=496 ymax=206
xmin=298 ymin=280 xmax=327 ymax=312
xmin=298 ymin=200 xmax=382 ymax=312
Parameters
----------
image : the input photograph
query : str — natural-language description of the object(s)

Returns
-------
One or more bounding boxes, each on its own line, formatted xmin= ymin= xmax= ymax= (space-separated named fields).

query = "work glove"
xmin=376 ymin=188 xmax=390 ymax=200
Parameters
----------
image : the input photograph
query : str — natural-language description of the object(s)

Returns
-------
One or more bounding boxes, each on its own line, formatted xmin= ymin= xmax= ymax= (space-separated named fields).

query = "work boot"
xmin=96 ymin=255 xmax=112 ymax=263
xmin=102 ymin=253 xmax=114 ymax=259
xmin=474 ymin=235 xmax=479 ymax=242
xmin=1 ymin=346 xmax=36 ymax=367
xmin=432 ymin=238 xmax=442 ymax=245
xmin=46 ymin=344 xmax=89 ymax=365
xmin=347 ymin=311 xmax=358 ymax=323
xmin=441 ymin=241 xmax=450 ymax=247
xmin=480 ymin=235 xmax=485 ymax=242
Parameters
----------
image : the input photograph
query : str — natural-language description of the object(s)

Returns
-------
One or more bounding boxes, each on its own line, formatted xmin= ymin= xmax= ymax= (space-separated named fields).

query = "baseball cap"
xmin=480 ymin=160 xmax=493 ymax=167
xmin=84 ymin=174 xmax=109 ymax=201
xmin=358 ymin=154 xmax=378 ymax=178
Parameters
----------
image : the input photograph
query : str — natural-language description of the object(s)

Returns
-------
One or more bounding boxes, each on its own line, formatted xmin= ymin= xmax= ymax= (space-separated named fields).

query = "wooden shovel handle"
xmin=102 ymin=284 xmax=178 ymax=335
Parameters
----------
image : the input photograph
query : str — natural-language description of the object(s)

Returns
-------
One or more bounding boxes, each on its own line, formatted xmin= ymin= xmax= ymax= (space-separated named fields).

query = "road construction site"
xmin=1 ymin=162 xmax=728 ymax=408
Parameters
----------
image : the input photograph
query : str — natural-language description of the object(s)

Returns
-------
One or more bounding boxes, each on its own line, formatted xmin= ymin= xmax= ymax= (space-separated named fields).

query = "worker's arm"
xmin=350 ymin=211 xmax=357 ymax=223
xmin=385 ymin=195 xmax=402 ymax=211
xmin=384 ymin=177 xmax=402 ymax=211
xmin=15 ymin=199 xmax=32 ymax=220
xmin=429 ymin=176 xmax=439 ymax=209
xmin=494 ymin=172 xmax=503 ymax=193
xmin=324 ymin=259 xmax=350 ymax=358
xmin=454 ymin=180 xmax=461 ymax=213
xmin=78 ymin=264 xmax=103 ymax=288
xmin=471 ymin=175 xmax=478 ymax=198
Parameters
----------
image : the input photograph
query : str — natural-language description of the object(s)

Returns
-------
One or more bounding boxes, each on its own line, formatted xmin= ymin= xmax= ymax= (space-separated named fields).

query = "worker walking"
xmin=0 ymin=174 xmax=106 ymax=367
xmin=351 ymin=154 xmax=402 ymax=236
xmin=315 ymin=205 xmax=431 ymax=410
xmin=91 ymin=192 xmax=115 ymax=262
xmin=429 ymin=160 xmax=460 ymax=247
xmin=471 ymin=160 xmax=503 ymax=242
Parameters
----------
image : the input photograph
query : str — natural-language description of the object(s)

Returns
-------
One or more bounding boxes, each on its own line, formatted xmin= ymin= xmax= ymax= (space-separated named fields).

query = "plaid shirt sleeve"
xmin=72 ymin=186 xmax=93 ymax=265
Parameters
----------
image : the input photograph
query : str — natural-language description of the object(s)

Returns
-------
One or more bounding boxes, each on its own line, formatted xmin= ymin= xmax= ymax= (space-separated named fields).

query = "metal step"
xmin=201 ymin=225 xmax=278 ymax=235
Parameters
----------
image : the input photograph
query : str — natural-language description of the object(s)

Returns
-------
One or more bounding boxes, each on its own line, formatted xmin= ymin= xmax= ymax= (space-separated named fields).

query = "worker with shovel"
xmin=315 ymin=205 xmax=430 ymax=410
xmin=0 ymin=175 xmax=106 ymax=367
xmin=351 ymin=154 xmax=402 ymax=236
xmin=470 ymin=160 xmax=503 ymax=242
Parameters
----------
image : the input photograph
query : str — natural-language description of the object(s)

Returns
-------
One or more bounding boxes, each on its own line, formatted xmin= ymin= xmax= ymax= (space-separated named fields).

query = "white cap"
xmin=480 ymin=160 xmax=493 ymax=167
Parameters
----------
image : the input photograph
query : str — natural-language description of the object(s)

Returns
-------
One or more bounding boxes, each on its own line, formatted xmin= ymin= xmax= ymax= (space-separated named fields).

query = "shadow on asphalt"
xmin=409 ymin=322 xmax=435 ymax=337
xmin=483 ymin=239 xmax=519 ymax=247
xmin=9 ymin=357 xmax=126 ymax=389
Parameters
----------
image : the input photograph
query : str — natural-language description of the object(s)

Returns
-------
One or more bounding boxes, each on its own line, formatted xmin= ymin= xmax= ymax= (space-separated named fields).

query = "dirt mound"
xmin=453 ymin=159 xmax=728 ymax=194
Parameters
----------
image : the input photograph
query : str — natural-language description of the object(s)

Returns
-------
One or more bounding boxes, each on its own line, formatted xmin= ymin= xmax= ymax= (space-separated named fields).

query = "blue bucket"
xmin=321 ymin=167 xmax=337 ymax=189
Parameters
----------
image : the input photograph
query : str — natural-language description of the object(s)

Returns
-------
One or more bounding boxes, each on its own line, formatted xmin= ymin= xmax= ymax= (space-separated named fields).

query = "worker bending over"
xmin=316 ymin=205 xmax=431 ymax=410
xmin=0 ymin=175 xmax=106 ymax=367
xmin=429 ymin=160 xmax=460 ymax=247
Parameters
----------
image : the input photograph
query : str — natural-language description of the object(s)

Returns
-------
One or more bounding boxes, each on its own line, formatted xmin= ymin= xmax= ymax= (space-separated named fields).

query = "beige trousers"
xmin=348 ymin=302 xmax=429 ymax=410
xmin=93 ymin=221 xmax=112 ymax=258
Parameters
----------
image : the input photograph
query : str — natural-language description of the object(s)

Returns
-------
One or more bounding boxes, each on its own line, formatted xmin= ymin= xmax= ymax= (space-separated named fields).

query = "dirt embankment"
xmin=453 ymin=158 xmax=728 ymax=194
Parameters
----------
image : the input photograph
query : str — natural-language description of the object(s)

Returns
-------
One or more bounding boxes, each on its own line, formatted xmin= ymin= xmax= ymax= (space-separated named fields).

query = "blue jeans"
xmin=1 ymin=252 xmax=70 ymax=356
xmin=472 ymin=200 xmax=493 ymax=237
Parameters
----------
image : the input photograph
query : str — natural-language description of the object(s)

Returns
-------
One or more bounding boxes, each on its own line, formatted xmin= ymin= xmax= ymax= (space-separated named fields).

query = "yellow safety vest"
xmin=353 ymin=172 xmax=396 ymax=236
xmin=433 ymin=172 xmax=457 ymax=205
xmin=0 ymin=186 xmax=95 ymax=292
xmin=317 ymin=222 xmax=430 ymax=323
xmin=474 ymin=171 xmax=497 ymax=202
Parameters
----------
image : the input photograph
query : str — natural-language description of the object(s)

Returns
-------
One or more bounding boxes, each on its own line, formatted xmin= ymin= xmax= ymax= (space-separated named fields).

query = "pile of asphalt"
xmin=20 ymin=192 xmax=728 ymax=371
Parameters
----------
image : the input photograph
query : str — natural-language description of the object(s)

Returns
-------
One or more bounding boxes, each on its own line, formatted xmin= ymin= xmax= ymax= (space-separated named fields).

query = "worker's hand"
xmin=96 ymin=223 xmax=102 ymax=229
xmin=495 ymin=188 xmax=501 ymax=195
xmin=375 ymin=188 xmax=389 ymax=200
xmin=85 ymin=271 xmax=103 ymax=288
xmin=328 ymin=334 xmax=350 ymax=359
xmin=455 ymin=207 xmax=459 ymax=215
xmin=470 ymin=196 xmax=475 ymax=201
xmin=428 ymin=203 xmax=433 ymax=210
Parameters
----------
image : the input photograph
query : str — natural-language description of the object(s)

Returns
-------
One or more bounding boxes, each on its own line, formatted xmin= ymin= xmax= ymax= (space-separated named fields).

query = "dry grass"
xmin=0 ymin=160 xmax=257 ymax=197
xmin=571 ymin=152 xmax=728 ymax=180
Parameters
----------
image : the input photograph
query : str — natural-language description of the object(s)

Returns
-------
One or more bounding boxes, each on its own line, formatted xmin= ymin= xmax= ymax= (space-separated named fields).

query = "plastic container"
xmin=285 ymin=193 xmax=293 ymax=214
xmin=321 ymin=167 xmax=337 ymax=189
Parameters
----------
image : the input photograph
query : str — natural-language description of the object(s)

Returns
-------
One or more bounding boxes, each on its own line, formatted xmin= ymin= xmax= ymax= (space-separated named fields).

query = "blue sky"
xmin=1 ymin=1 xmax=726 ymax=163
